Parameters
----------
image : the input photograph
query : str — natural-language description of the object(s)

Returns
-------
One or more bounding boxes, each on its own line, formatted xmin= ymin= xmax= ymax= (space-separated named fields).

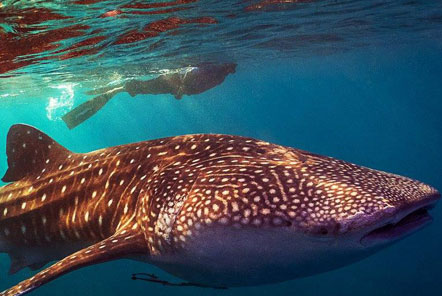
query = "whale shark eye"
xmin=319 ymin=227 xmax=328 ymax=235
xmin=284 ymin=220 xmax=292 ymax=227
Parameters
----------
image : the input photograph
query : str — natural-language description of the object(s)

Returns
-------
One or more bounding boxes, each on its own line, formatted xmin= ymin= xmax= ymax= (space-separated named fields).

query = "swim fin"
xmin=62 ymin=87 xmax=123 ymax=129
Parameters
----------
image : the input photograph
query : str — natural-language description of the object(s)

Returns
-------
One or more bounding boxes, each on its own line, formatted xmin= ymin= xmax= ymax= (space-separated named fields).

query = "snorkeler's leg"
xmin=125 ymin=75 xmax=181 ymax=97
xmin=85 ymin=83 xmax=125 ymax=95
xmin=125 ymin=79 xmax=157 ymax=97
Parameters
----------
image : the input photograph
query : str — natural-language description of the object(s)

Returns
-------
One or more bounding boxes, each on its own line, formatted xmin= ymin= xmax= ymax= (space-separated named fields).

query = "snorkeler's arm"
xmin=62 ymin=86 xmax=124 ymax=129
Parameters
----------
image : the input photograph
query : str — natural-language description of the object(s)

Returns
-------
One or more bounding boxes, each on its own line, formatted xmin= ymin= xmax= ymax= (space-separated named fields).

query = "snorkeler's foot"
xmin=131 ymin=273 xmax=227 ymax=289
xmin=62 ymin=91 xmax=116 ymax=129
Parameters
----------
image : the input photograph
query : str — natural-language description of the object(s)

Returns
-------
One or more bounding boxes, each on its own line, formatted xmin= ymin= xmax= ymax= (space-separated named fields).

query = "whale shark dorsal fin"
xmin=1 ymin=124 xmax=71 ymax=183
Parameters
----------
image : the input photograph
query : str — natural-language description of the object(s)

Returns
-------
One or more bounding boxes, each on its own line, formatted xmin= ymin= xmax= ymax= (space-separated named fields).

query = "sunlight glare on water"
xmin=45 ymin=83 xmax=77 ymax=121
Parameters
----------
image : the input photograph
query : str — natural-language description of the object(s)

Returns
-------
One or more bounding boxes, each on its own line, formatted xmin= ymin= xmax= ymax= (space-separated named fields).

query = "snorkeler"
xmin=62 ymin=63 xmax=237 ymax=129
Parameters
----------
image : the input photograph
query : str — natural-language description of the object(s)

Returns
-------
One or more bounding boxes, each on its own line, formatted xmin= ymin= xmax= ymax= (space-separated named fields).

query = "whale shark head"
xmin=245 ymin=152 xmax=440 ymax=281
xmin=287 ymin=152 xmax=440 ymax=249
xmin=249 ymin=148 xmax=441 ymax=250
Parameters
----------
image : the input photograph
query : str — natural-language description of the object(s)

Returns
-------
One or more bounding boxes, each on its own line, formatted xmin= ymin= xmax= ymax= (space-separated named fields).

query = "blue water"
xmin=1 ymin=1 xmax=442 ymax=295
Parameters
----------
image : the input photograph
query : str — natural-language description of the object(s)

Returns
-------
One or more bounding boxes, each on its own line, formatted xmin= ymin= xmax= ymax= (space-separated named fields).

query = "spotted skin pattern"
xmin=0 ymin=124 xmax=439 ymax=295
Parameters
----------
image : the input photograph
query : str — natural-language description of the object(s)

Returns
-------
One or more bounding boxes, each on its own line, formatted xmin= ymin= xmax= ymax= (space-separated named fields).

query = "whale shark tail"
xmin=62 ymin=87 xmax=123 ymax=129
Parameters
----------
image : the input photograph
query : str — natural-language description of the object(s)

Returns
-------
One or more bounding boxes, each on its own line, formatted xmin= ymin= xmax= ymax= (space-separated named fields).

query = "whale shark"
xmin=0 ymin=124 xmax=439 ymax=295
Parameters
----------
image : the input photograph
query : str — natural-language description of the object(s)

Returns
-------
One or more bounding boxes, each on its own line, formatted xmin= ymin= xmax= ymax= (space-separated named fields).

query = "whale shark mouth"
xmin=360 ymin=197 xmax=439 ymax=246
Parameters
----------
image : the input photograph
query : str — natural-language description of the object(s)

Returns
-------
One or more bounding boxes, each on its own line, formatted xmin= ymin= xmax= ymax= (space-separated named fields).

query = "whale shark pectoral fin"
xmin=0 ymin=229 xmax=147 ymax=296
xmin=2 ymin=124 xmax=71 ymax=182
